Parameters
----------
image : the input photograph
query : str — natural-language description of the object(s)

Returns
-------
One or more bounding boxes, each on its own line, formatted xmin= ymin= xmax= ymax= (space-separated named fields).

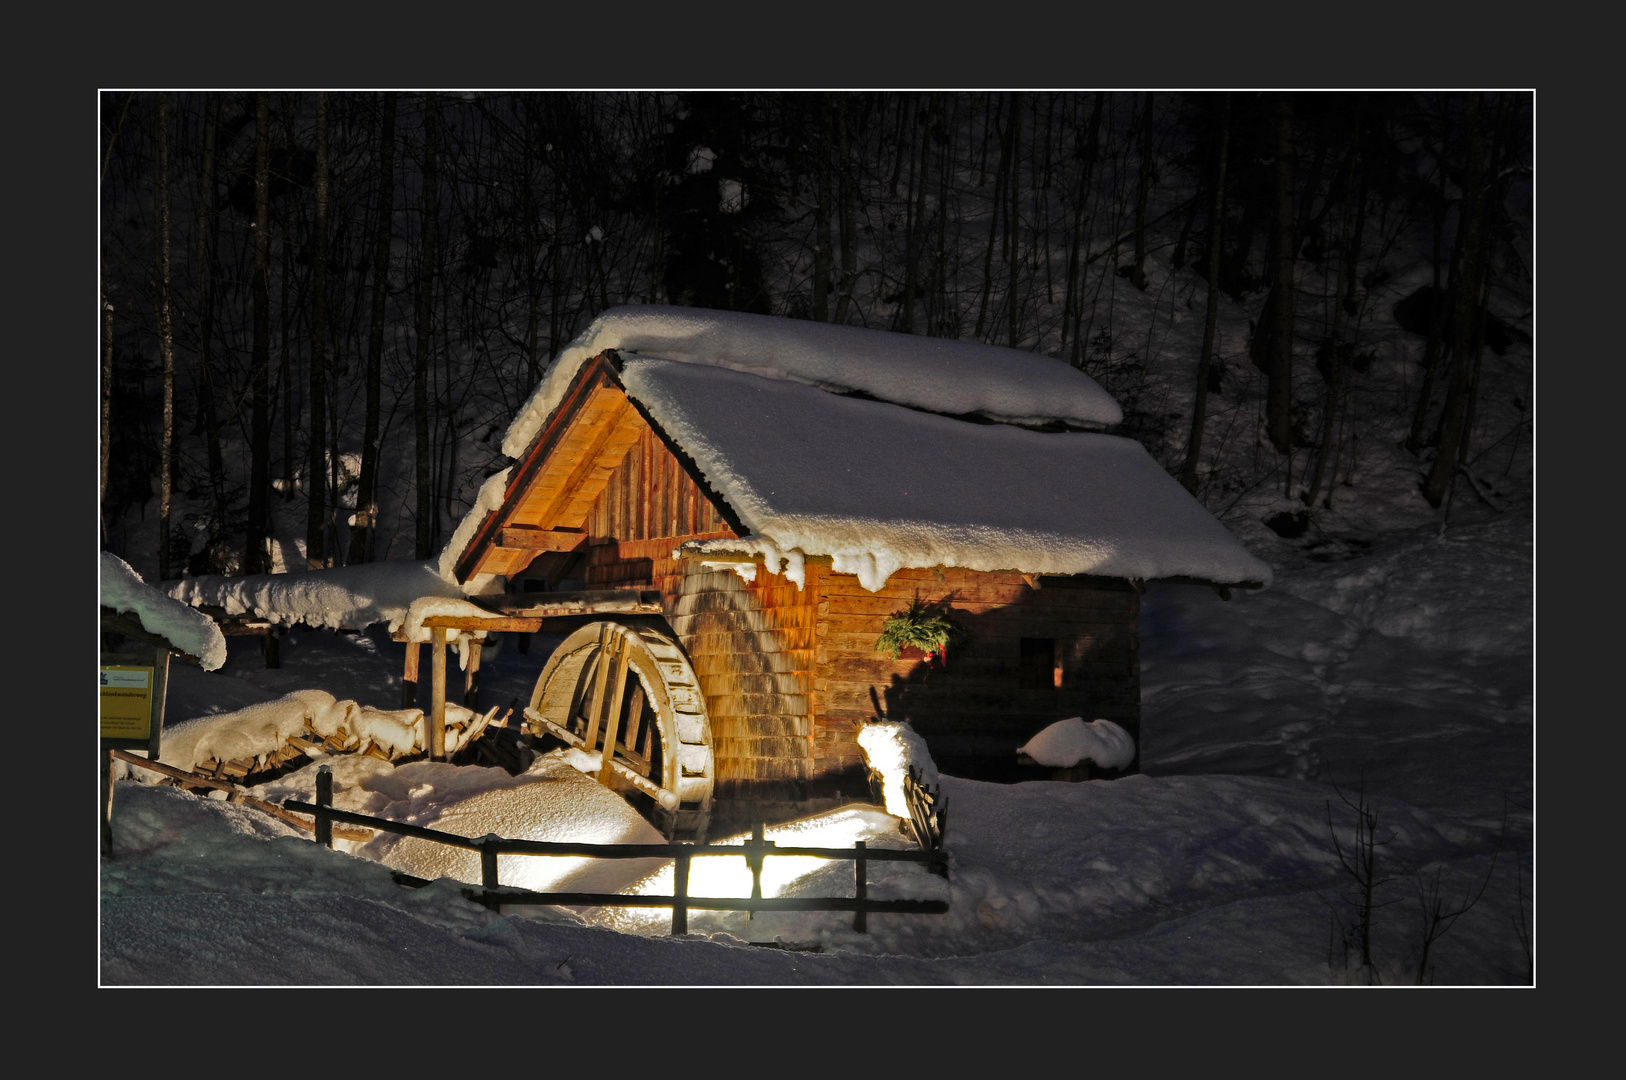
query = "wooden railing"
xmin=285 ymin=767 xmax=948 ymax=936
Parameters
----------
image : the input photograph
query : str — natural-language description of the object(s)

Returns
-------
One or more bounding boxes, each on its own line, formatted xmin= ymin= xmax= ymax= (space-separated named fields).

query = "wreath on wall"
xmin=875 ymin=597 xmax=971 ymax=668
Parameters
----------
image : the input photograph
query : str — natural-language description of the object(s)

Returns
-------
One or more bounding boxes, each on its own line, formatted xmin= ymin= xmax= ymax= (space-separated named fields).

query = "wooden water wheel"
xmin=524 ymin=620 xmax=713 ymax=839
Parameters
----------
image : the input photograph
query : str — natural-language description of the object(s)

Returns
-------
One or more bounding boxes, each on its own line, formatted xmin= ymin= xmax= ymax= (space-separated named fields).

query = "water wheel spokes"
xmin=526 ymin=620 xmax=713 ymax=838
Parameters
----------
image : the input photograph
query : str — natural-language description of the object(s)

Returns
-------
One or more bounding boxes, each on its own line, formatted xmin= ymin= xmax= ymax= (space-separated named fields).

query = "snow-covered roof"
xmin=628 ymin=359 xmax=1272 ymax=588
xmin=447 ymin=306 xmax=1268 ymax=591
xmin=500 ymin=305 xmax=1122 ymax=458
xmin=101 ymin=553 xmax=227 ymax=670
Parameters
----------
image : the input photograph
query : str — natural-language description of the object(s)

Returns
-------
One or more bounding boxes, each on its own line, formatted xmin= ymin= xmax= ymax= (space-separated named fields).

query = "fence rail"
xmin=285 ymin=766 xmax=948 ymax=936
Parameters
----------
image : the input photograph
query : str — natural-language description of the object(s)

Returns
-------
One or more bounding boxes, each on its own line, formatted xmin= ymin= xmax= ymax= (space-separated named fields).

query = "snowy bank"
xmin=102 ymin=552 xmax=227 ymax=670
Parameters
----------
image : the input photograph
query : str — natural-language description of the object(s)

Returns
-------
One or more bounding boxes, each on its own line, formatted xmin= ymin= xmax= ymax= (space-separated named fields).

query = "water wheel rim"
xmin=528 ymin=620 xmax=713 ymax=830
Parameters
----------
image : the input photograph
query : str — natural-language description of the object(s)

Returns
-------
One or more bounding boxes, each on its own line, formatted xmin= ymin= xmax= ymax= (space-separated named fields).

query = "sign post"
xmin=101 ymin=644 xmax=170 ymax=855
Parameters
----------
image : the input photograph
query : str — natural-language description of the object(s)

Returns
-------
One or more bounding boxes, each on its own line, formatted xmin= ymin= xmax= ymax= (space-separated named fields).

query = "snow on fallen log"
xmin=132 ymin=690 xmax=499 ymax=776
xmin=164 ymin=559 xmax=468 ymax=637
xmin=1017 ymin=717 xmax=1136 ymax=771
xmin=102 ymin=552 xmax=227 ymax=671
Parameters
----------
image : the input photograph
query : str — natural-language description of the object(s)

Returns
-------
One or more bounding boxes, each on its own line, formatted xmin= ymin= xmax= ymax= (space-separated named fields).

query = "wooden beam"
xmin=474 ymin=589 xmax=665 ymax=619
xmin=498 ymin=525 xmax=586 ymax=551
xmin=582 ymin=624 xmax=615 ymax=752
xmin=100 ymin=608 xmax=202 ymax=665
xmin=419 ymin=615 xmax=547 ymax=633
xmin=402 ymin=641 xmax=421 ymax=708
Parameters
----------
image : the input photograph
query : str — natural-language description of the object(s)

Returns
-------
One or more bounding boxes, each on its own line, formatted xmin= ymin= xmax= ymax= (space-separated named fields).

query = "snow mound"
xmin=166 ymin=559 xmax=468 ymax=636
xmin=1018 ymin=717 xmax=1136 ymax=770
xmin=101 ymin=552 xmax=227 ymax=670
xmin=358 ymin=754 xmax=668 ymax=895
xmin=501 ymin=305 xmax=1122 ymax=459
xmin=856 ymin=720 xmax=939 ymax=819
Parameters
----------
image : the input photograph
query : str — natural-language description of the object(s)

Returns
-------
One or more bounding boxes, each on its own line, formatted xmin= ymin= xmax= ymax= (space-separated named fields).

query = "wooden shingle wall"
xmin=667 ymin=561 xmax=819 ymax=807
xmin=814 ymin=567 xmax=1141 ymax=780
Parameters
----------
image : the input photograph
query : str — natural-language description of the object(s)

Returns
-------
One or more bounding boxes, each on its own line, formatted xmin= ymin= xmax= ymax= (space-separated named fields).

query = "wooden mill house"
xmin=425 ymin=306 xmax=1270 ymax=838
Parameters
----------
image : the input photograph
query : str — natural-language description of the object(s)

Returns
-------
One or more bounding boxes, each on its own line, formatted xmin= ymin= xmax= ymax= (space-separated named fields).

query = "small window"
xmin=1019 ymin=637 xmax=1059 ymax=690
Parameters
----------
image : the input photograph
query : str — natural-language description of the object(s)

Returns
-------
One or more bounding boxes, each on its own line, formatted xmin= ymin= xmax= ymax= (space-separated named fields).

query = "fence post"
xmin=747 ymin=820 xmax=765 ymax=921
xmin=101 ymin=748 xmax=116 ymax=857
xmin=480 ymin=833 xmax=501 ymax=889
xmin=315 ymin=765 xmax=333 ymax=849
xmin=854 ymin=840 xmax=868 ymax=933
xmin=672 ymin=845 xmax=691 ymax=936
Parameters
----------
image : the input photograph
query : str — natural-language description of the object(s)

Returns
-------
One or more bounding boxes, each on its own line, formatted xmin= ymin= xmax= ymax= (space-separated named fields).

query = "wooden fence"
xmin=285 ymin=767 xmax=949 ymax=936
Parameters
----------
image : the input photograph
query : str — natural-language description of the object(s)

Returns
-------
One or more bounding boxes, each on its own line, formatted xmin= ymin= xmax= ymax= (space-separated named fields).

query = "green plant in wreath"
xmin=875 ymin=596 xmax=970 ymax=667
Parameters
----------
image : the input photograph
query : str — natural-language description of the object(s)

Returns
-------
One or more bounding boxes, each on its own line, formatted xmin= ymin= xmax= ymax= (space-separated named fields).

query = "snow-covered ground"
xmin=100 ymin=501 xmax=1532 ymax=986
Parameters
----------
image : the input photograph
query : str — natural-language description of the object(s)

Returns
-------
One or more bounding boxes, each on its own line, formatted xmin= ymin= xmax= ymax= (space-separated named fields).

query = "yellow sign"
xmin=101 ymin=666 xmax=154 ymax=739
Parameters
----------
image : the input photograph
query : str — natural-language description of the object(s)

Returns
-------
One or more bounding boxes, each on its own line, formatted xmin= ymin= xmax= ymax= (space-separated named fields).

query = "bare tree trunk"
xmin=1006 ymin=92 xmax=1023 ymax=347
xmin=813 ymin=94 xmax=833 ymax=322
xmin=194 ymin=93 xmax=226 ymax=533
xmin=155 ymin=93 xmax=175 ymax=580
xmin=901 ymin=95 xmax=932 ymax=334
xmin=833 ymin=97 xmax=858 ymax=325
xmin=101 ymin=296 xmax=114 ymax=535
xmin=1407 ymin=106 xmax=1452 ymax=457
xmin=306 ymin=92 xmax=330 ymax=568
xmin=1130 ymin=91 xmax=1153 ymax=291
xmin=415 ymin=93 xmax=439 ymax=560
xmin=1303 ymin=145 xmax=1357 ymax=508
xmin=245 ymin=91 xmax=274 ymax=575
xmin=1181 ymin=94 xmax=1229 ymax=493
xmin=974 ymin=96 xmax=1011 ymax=341
xmin=1423 ymin=94 xmax=1487 ymax=508
xmin=348 ymin=92 xmax=396 ymax=566
xmin=1265 ymin=92 xmax=1297 ymax=455
xmin=1066 ymin=94 xmax=1103 ymax=364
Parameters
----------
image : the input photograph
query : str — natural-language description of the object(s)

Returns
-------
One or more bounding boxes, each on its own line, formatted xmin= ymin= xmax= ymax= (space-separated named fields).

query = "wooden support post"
xmin=583 ymin=624 xmax=614 ymax=753
xmin=430 ymin=627 xmax=447 ymax=760
xmin=101 ymin=749 xmax=116 ymax=857
xmin=671 ymin=845 xmax=691 ymax=936
xmin=315 ymin=765 xmax=333 ymax=849
xmin=402 ymin=641 xmax=421 ymax=708
xmin=854 ymin=840 xmax=868 ymax=932
xmin=464 ymin=638 xmax=482 ymax=710
xmin=263 ymin=628 xmax=280 ymax=669
xmin=598 ymin=632 xmax=633 ymax=784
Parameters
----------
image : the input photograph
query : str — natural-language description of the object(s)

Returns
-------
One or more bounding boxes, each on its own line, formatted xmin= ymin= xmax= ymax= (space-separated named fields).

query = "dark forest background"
xmin=98 ymin=91 xmax=1533 ymax=581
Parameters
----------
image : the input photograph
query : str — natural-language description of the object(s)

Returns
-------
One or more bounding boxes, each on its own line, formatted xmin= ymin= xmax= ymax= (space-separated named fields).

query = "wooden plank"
xmin=498 ymin=525 xmax=587 ymax=551
xmin=419 ymin=615 xmax=545 ymax=633
xmin=402 ymin=642 xmax=421 ymax=708
xmin=598 ymin=630 xmax=634 ymax=782
xmin=582 ymin=624 xmax=615 ymax=752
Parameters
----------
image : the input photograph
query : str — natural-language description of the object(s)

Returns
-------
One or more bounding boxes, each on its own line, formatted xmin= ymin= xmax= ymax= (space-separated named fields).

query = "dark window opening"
xmin=1019 ymin=637 xmax=1059 ymax=690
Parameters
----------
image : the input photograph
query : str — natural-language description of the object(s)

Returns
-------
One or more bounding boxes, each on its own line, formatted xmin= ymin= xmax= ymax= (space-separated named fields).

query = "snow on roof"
xmin=101 ymin=552 xmax=227 ymax=670
xmin=165 ymin=559 xmax=468 ymax=636
xmin=625 ymin=359 xmax=1272 ymax=589
xmin=500 ymin=305 xmax=1121 ymax=458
